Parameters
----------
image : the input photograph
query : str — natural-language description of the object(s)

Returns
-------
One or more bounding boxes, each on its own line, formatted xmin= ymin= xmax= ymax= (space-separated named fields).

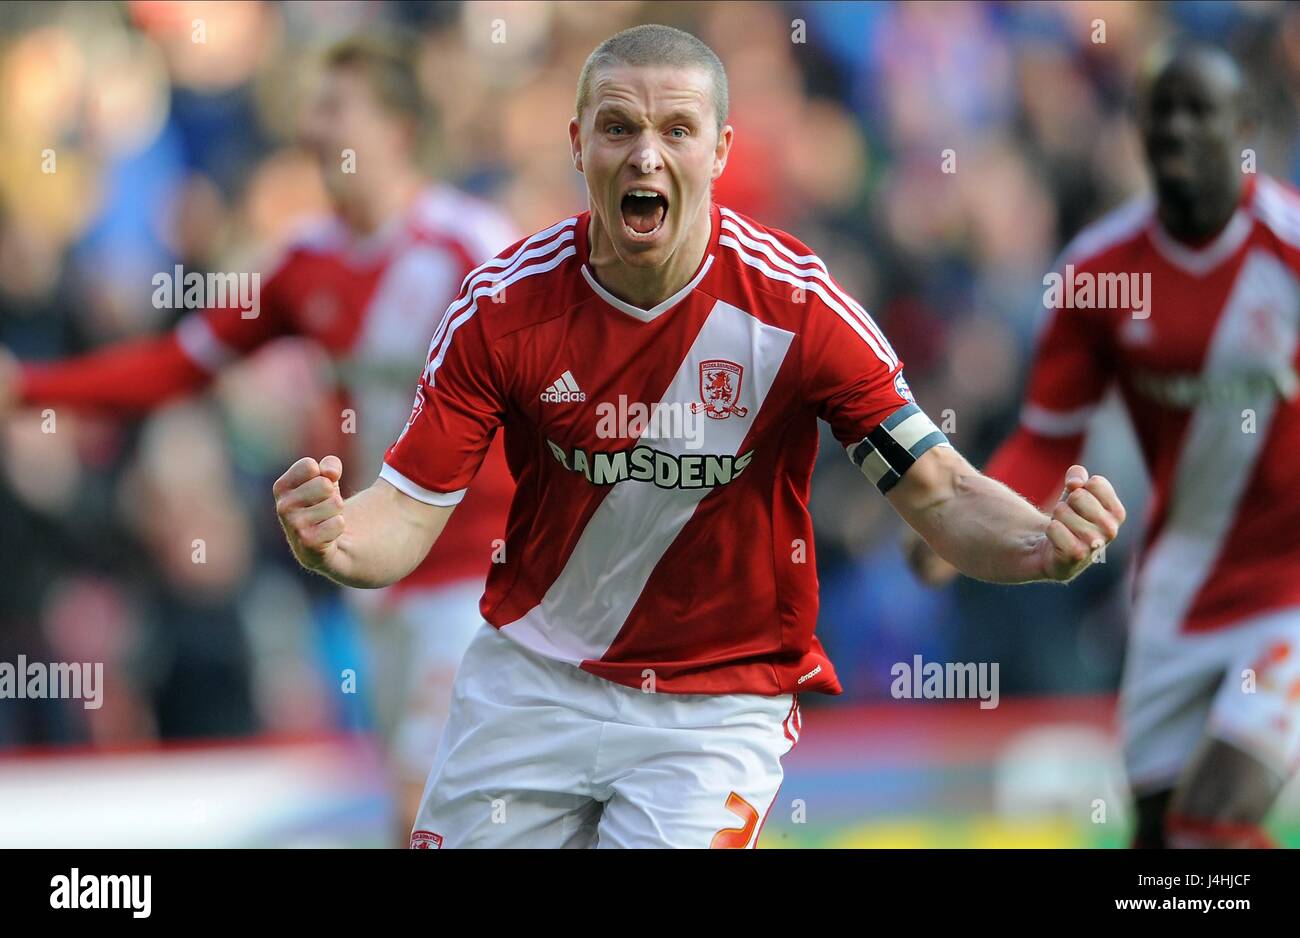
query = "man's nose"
xmin=627 ymin=134 xmax=664 ymax=175
xmin=1162 ymin=105 xmax=1197 ymax=139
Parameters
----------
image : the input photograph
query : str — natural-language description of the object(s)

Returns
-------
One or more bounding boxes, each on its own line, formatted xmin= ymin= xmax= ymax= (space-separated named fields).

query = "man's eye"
xmin=607 ymin=125 xmax=626 ymax=135
xmin=669 ymin=127 xmax=688 ymax=139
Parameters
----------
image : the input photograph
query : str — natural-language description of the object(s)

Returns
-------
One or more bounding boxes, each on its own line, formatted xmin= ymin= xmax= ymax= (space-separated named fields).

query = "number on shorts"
xmin=710 ymin=791 xmax=759 ymax=849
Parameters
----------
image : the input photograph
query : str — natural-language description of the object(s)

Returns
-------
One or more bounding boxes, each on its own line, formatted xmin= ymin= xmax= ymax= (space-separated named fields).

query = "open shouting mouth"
xmin=620 ymin=188 xmax=668 ymax=240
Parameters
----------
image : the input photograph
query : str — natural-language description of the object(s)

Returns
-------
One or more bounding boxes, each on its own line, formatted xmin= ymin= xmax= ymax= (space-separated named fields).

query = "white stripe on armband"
xmin=846 ymin=403 xmax=950 ymax=494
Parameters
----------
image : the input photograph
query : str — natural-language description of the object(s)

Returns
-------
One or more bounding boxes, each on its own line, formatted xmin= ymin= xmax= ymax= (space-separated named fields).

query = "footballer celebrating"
xmin=908 ymin=45 xmax=1300 ymax=849
xmin=273 ymin=25 xmax=1126 ymax=849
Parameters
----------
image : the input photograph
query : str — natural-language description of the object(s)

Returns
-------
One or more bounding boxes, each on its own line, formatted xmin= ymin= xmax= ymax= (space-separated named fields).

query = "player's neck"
xmin=1158 ymin=175 xmax=1245 ymax=245
xmin=586 ymin=201 xmax=713 ymax=311
xmin=338 ymin=170 xmax=425 ymax=236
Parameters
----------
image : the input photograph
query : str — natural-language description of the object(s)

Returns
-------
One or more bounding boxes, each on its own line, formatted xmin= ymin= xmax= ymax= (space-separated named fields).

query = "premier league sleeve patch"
xmin=847 ymin=403 xmax=950 ymax=494
xmin=893 ymin=370 xmax=915 ymax=403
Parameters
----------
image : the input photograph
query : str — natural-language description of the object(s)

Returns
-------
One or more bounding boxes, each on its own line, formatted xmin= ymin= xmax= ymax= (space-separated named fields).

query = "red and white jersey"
xmin=383 ymin=203 xmax=919 ymax=695
xmin=177 ymin=184 xmax=519 ymax=590
xmin=994 ymin=175 xmax=1300 ymax=636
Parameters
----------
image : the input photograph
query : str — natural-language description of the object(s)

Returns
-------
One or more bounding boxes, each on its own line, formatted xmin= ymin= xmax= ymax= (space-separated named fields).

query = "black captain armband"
xmin=847 ymin=403 xmax=950 ymax=494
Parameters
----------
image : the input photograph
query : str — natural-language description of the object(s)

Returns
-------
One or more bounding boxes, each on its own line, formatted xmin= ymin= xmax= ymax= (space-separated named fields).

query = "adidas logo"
xmin=540 ymin=370 xmax=586 ymax=403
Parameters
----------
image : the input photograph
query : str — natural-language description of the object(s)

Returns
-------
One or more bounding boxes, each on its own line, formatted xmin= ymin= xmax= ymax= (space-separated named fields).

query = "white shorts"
xmin=1120 ymin=605 xmax=1300 ymax=793
xmin=411 ymin=623 xmax=801 ymax=848
xmin=350 ymin=579 xmax=486 ymax=780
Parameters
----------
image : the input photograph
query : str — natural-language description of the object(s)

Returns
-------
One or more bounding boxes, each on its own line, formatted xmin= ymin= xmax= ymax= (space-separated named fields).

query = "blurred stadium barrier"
xmin=765 ymin=695 xmax=1300 ymax=848
xmin=0 ymin=734 xmax=391 ymax=847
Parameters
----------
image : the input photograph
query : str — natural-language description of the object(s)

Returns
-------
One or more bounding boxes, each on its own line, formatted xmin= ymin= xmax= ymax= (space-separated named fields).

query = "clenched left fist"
xmin=1040 ymin=464 xmax=1126 ymax=581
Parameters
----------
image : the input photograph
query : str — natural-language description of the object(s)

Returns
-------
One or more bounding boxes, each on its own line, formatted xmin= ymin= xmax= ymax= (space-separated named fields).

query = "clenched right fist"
xmin=274 ymin=455 xmax=346 ymax=573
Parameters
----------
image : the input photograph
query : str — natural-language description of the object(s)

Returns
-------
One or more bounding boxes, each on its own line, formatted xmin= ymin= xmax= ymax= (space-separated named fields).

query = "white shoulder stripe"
xmin=720 ymin=208 xmax=864 ymax=304
xmin=719 ymin=214 xmax=897 ymax=366
xmin=1056 ymin=196 xmax=1154 ymax=268
xmin=455 ymin=216 xmax=578 ymax=296
xmin=423 ymin=246 xmax=576 ymax=387
xmin=720 ymin=209 xmax=894 ymax=358
xmin=1254 ymin=177 xmax=1300 ymax=251
xmin=425 ymin=222 xmax=576 ymax=362
xmin=719 ymin=234 xmax=896 ymax=369
xmin=721 ymin=207 xmax=823 ymax=264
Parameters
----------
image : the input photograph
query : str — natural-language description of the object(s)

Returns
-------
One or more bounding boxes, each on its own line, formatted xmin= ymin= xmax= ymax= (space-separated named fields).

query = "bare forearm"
xmin=888 ymin=445 xmax=1121 ymax=585
xmin=908 ymin=465 xmax=1053 ymax=584
xmin=275 ymin=461 xmax=450 ymax=591
xmin=306 ymin=484 xmax=432 ymax=588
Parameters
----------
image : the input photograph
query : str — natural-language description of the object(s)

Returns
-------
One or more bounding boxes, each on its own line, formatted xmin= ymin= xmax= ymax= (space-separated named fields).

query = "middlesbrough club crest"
xmin=691 ymin=359 xmax=749 ymax=419
xmin=410 ymin=830 xmax=443 ymax=849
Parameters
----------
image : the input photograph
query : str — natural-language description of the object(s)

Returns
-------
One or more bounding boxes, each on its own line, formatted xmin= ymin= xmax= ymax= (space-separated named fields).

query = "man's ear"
xmin=569 ymin=117 xmax=584 ymax=173
xmin=712 ymin=124 xmax=734 ymax=181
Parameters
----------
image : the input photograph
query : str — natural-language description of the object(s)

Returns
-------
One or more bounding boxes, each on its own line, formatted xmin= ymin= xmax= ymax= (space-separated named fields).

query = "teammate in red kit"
xmin=907 ymin=45 xmax=1300 ymax=848
xmin=271 ymin=25 xmax=1126 ymax=848
xmin=0 ymin=38 xmax=517 ymax=830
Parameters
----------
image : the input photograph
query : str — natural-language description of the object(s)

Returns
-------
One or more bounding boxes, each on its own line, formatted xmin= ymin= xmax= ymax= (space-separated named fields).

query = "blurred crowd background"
xmin=2 ymin=0 xmax=1299 ymax=757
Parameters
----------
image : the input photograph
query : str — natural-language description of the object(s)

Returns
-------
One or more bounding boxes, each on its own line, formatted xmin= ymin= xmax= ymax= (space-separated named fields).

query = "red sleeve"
xmin=380 ymin=290 xmax=505 ymax=506
xmin=20 ymin=333 xmax=212 ymax=415
xmin=18 ymin=254 xmax=296 ymax=416
xmin=801 ymin=286 xmax=914 ymax=446
xmin=984 ymin=268 xmax=1111 ymax=507
xmin=797 ymin=270 xmax=954 ymax=493
xmin=171 ymin=253 xmax=296 ymax=369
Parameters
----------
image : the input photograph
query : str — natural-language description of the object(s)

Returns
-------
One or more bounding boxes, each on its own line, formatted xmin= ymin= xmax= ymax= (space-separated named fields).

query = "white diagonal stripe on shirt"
xmin=502 ymin=299 xmax=796 ymax=664
xmin=1130 ymin=249 xmax=1299 ymax=640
